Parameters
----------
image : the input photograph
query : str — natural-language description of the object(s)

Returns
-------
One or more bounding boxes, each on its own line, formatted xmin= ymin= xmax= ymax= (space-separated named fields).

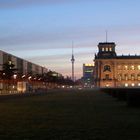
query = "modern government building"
xmin=94 ymin=42 xmax=140 ymax=88
xmin=0 ymin=50 xmax=48 ymax=76
xmin=0 ymin=50 xmax=48 ymax=93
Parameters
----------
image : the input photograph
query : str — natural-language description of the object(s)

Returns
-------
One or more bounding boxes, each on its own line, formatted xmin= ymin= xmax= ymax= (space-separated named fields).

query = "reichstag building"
xmin=94 ymin=42 xmax=140 ymax=88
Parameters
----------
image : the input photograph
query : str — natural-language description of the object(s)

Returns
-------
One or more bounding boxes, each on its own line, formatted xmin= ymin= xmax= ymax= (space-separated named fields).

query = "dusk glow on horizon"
xmin=1 ymin=0 xmax=140 ymax=79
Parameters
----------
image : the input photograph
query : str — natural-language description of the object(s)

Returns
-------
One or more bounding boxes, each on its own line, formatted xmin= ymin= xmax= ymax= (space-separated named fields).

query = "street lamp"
xmin=28 ymin=76 xmax=32 ymax=80
xmin=22 ymin=75 xmax=26 ymax=78
xmin=13 ymin=74 xmax=17 ymax=79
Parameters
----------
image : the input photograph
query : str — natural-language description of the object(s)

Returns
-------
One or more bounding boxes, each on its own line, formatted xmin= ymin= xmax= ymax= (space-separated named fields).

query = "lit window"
xmin=105 ymin=84 xmax=110 ymax=87
xmin=109 ymin=47 xmax=112 ymax=51
xmin=125 ymin=83 xmax=128 ymax=87
xmin=118 ymin=74 xmax=122 ymax=81
xmin=124 ymin=65 xmax=128 ymax=70
xmin=138 ymin=74 xmax=140 ymax=81
xmin=8 ymin=61 xmax=12 ymax=65
xmin=131 ymin=74 xmax=135 ymax=80
xmin=131 ymin=83 xmax=135 ymax=87
xmin=106 ymin=48 xmax=108 ymax=51
xmin=124 ymin=74 xmax=128 ymax=80
xmin=131 ymin=65 xmax=135 ymax=70
xmin=102 ymin=48 xmax=105 ymax=51
xmin=138 ymin=65 xmax=140 ymax=70
xmin=138 ymin=83 xmax=140 ymax=86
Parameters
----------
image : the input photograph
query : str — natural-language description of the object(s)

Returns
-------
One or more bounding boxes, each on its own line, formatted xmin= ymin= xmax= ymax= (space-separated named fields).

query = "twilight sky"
xmin=0 ymin=0 xmax=140 ymax=79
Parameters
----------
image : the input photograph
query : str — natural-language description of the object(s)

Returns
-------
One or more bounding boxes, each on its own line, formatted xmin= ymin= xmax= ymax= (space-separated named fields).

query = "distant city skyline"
xmin=0 ymin=0 xmax=140 ymax=78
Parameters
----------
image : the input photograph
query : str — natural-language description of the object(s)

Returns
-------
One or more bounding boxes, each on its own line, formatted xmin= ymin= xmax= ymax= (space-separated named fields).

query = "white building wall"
xmin=11 ymin=56 xmax=17 ymax=69
xmin=0 ymin=51 xmax=3 ymax=70
xmin=23 ymin=61 xmax=28 ymax=75
xmin=0 ymin=50 xmax=49 ymax=76
xmin=32 ymin=64 xmax=36 ymax=75
xmin=38 ymin=66 xmax=43 ymax=75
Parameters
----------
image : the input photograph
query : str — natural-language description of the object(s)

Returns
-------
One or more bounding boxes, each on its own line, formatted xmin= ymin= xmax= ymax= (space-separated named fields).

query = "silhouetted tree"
xmin=1 ymin=61 xmax=17 ymax=79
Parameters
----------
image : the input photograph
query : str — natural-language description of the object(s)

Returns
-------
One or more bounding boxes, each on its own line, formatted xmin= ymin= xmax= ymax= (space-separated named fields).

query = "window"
xmin=105 ymin=74 xmax=110 ymax=80
xmin=124 ymin=65 xmax=128 ymax=70
xmin=131 ymin=74 xmax=135 ymax=80
xmin=124 ymin=74 xmax=128 ymax=81
xmin=109 ymin=47 xmax=112 ymax=51
xmin=118 ymin=74 xmax=122 ymax=81
xmin=131 ymin=83 xmax=135 ymax=87
xmin=105 ymin=84 xmax=110 ymax=87
xmin=106 ymin=48 xmax=108 ymax=51
xmin=131 ymin=65 xmax=135 ymax=70
xmin=138 ymin=65 xmax=140 ymax=70
xmin=138 ymin=74 xmax=140 ymax=81
xmin=117 ymin=65 xmax=122 ymax=70
xmin=125 ymin=83 xmax=128 ymax=87
xmin=103 ymin=65 xmax=111 ymax=72
xmin=8 ymin=61 xmax=12 ymax=65
xmin=102 ymin=48 xmax=105 ymax=51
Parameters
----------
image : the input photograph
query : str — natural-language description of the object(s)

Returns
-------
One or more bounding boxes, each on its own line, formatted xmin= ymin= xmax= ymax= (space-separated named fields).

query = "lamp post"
xmin=12 ymin=74 xmax=17 ymax=93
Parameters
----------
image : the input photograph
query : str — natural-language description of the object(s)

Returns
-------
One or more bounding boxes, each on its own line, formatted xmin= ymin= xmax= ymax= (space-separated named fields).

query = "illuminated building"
xmin=0 ymin=50 xmax=48 ymax=76
xmin=94 ymin=42 xmax=140 ymax=88
xmin=0 ymin=50 xmax=49 ymax=93
xmin=82 ymin=64 xmax=94 ymax=87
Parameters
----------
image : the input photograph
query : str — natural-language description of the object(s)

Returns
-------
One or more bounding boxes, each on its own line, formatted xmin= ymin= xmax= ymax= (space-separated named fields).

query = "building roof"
xmin=95 ymin=42 xmax=140 ymax=60
xmin=98 ymin=42 xmax=116 ymax=45
xmin=117 ymin=55 xmax=140 ymax=59
xmin=95 ymin=54 xmax=140 ymax=59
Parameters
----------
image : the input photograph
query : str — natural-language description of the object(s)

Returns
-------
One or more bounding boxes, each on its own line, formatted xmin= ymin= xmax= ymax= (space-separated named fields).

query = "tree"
xmin=1 ymin=61 xmax=17 ymax=79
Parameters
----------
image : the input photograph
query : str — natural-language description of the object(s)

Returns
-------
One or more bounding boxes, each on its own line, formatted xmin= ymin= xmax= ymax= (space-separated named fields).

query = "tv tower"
xmin=106 ymin=30 xmax=108 ymax=42
xmin=71 ymin=42 xmax=75 ymax=81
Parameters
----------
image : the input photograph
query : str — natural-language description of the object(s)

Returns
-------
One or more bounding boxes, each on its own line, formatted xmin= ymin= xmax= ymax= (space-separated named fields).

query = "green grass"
xmin=0 ymin=89 xmax=140 ymax=139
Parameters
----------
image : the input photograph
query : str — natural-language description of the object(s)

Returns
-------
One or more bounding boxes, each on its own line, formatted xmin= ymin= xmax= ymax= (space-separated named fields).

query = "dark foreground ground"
xmin=0 ymin=89 xmax=140 ymax=140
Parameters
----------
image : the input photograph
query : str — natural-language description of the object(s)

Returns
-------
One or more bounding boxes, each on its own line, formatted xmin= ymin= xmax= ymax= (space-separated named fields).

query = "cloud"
xmin=21 ymin=50 xmax=94 ymax=78
xmin=26 ymin=50 xmax=93 ymax=60
xmin=0 ymin=26 xmax=100 ymax=52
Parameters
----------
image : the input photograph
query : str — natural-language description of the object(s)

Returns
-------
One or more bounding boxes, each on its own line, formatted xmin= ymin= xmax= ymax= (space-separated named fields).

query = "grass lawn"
xmin=0 ymin=89 xmax=140 ymax=139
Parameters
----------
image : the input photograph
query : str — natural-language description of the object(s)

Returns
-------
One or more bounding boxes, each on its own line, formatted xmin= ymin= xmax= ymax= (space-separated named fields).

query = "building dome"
xmin=97 ymin=42 xmax=116 ymax=58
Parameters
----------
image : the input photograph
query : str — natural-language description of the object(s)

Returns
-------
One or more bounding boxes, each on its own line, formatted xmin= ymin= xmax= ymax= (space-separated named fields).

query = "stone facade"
xmin=94 ymin=42 xmax=140 ymax=88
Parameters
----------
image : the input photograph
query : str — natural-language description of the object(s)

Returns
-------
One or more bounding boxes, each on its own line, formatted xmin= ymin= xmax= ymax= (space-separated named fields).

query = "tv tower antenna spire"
xmin=71 ymin=41 xmax=75 ymax=81
xmin=106 ymin=30 xmax=108 ymax=42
